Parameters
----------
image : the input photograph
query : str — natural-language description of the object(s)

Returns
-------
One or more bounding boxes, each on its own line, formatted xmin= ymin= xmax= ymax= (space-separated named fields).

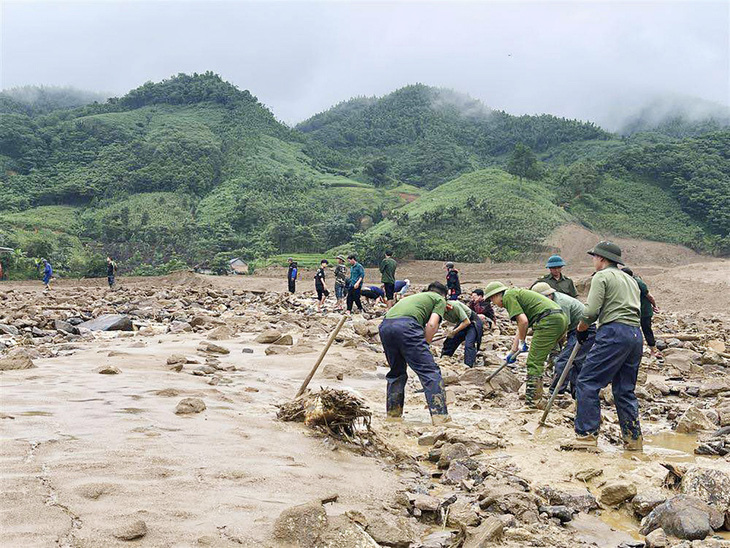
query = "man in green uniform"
xmin=622 ymin=267 xmax=662 ymax=359
xmin=534 ymin=255 xmax=578 ymax=298
xmin=379 ymin=251 xmax=398 ymax=309
xmin=379 ymin=282 xmax=451 ymax=425
xmin=441 ymin=300 xmax=483 ymax=367
xmin=484 ymin=282 xmax=568 ymax=409
xmin=570 ymin=241 xmax=643 ymax=451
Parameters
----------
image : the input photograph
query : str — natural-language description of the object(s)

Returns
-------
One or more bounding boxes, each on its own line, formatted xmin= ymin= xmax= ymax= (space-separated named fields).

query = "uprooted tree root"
xmin=277 ymin=388 xmax=414 ymax=464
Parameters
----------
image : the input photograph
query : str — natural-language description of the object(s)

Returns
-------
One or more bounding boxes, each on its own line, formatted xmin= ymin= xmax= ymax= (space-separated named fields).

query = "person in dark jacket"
xmin=314 ymin=259 xmax=329 ymax=311
xmin=106 ymin=256 xmax=117 ymax=289
xmin=287 ymin=258 xmax=298 ymax=294
xmin=468 ymin=289 xmax=496 ymax=329
xmin=622 ymin=267 xmax=662 ymax=359
xmin=379 ymin=251 xmax=397 ymax=309
xmin=346 ymin=255 xmax=365 ymax=314
xmin=445 ymin=262 xmax=461 ymax=301
xmin=41 ymin=258 xmax=53 ymax=292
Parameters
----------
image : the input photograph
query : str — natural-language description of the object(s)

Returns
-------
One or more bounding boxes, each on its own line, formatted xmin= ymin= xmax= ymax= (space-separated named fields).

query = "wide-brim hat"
xmin=546 ymin=255 xmax=566 ymax=268
xmin=588 ymin=241 xmax=624 ymax=265
xmin=531 ymin=282 xmax=556 ymax=296
xmin=336 ymin=255 xmax=346 ymax=261
xmin=484 ymin=281 xmax=508 ymax=299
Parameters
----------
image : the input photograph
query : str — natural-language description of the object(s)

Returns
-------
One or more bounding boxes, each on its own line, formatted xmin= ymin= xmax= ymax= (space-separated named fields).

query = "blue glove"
xmin=520 ymin=340 xmax=529 ymax=353
xmin=505 ymin=352 xmax=518 ymax=364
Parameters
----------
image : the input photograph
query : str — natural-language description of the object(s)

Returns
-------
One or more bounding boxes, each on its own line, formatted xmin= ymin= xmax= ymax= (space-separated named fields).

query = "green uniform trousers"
xmin=526 ymin=313 xmax=568 ymax=377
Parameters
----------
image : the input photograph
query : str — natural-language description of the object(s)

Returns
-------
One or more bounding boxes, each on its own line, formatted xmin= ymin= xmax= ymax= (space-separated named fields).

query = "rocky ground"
xmin=1 ymin=257 xmax=730 ymax=548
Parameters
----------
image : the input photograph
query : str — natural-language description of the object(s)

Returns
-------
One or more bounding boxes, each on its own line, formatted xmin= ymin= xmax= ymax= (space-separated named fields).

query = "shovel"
xmin=523 ymin=342 xmax=582 ymax=434
xmin=485 ymin=349 xmax=524 ymax=384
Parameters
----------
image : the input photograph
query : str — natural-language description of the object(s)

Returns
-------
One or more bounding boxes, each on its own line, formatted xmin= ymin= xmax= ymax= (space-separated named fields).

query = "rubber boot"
xmin=534 ymin=376 xmax=546 ymax=410
xmin=623 ymin=435 xmax=644 ymax=452
xmin=525 ymin=374 xmax=542 ymax=409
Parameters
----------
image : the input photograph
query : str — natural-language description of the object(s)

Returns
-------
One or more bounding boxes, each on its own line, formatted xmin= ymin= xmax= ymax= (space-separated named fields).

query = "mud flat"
xmin=1 ymin=256 xmax=730 ymax=546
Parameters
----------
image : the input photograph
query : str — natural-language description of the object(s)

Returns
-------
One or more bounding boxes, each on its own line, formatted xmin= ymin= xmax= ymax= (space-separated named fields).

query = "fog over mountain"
xmin=1 ymin=1 xmax=727 ymax=128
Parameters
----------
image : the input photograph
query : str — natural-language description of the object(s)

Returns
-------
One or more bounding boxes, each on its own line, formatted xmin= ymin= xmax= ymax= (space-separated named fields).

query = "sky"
xmin=1 ymin=0 xmax=729 ymax=129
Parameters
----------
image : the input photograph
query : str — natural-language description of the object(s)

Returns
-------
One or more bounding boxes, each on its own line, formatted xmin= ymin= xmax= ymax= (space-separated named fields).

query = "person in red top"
xmin=468 ymin=289 xmax=496 ymax=328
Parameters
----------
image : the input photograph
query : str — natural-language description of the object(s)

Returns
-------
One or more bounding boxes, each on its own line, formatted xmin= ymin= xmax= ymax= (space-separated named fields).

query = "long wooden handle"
xmin=539 ymin=342 xmax=582 ymax=426
xmin=295 ymin=315 xmax=348 ymax=398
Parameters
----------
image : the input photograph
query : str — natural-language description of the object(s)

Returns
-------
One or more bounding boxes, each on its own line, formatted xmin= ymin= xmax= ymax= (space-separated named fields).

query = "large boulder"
xmin=0 ymin=354 xmax=36 ymax=371
xmin=599 ymin=481 xmax=637 ymax=507
xmin=438 ymin=443 xmax=469 ymax=469
xmin=663 ymin=349 xmax=701 ymax=373
xmin=273 ymin=501 xmax=328 ymax=547
xmin=487 ymin=369 xmax=522 ymax=393
xmin=676 ymin=406 xmax=716 ymax=433
xmin=463 ymin=516 xmax=503 ymax=547
xmin=364 ymin=514 xmax=415 ymax=547
xmin=255 ymin=329 xmax=283 ymax=344
xmin=78 ymin=314 xmax=133 ymax=332
xmin=175 ymin=398 xmax=206 ymax=415
xmin=680 ymin=466 xmax=730 ymax=510
xmin=633 ymin=490 xmax=667 ymax=518
xmin=54 ymin=319 xmax=79 ymax=335
xmin=207 ymin=325 xmax=234 ymax=340
xmin=639 ymin=495 xmax=723 ymax=540
xmin=536 ymin=486 xmax=599 ymax=514
xmin=319 ymin=515 xmax=379 ymax=547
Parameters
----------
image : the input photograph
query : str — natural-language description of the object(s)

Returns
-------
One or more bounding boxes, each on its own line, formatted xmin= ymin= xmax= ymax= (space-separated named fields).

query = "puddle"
xmin=19 ymin=411 xmax=54 ymax=416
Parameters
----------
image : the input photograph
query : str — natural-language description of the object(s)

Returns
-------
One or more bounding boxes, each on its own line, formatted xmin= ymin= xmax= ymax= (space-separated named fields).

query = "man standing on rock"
xmin=41 ymin=258 xmax=53 ymax=292
xmin=445 ymin=262 xmax=461 ymax=301
xmin=484 ymin=282 xmax=567 ymax=409
xmin=379 ymin=251 xmax=397 ymax=309
xmin=622 ymin=267 xmax=662 ymax=359
xmin=346 ymin=255 xmax=365 ymax=315
xmin=531 ymin=282 xmax=596 ymax=397
xmin=441 ymin=299 xmax=483 ymax=368
xmin=106 ymin=256 xmax=117 ymax=289
xmin=286 ymin=258 xmax=298 ymax=294
xmin=379 ymin=282 xmax=452 ymax=425
xmin=333 ymin=256 xmax=348 ymax=311
xmin=569 ymin=241 xmax=643 ymax=451
xmin=534 ymin=255 xmax=578 ymax=298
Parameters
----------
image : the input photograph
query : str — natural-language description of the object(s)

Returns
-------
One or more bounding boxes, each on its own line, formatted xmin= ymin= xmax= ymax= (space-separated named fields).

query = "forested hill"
xmin=1 ymin=72 xmax=728 ymax=279
xmin=297 ymin=84 xmax=611 ymax=188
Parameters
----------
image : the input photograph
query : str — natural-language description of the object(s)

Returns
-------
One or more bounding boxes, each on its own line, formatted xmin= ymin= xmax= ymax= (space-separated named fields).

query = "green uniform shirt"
xmin=553 ymin=292 xmax=586 ymax=332
xmin=635 ymin=277 xmax=654 ymax=318
xmin=385 ymin=292 xmax=447 ymax=327
xmin=503 ymin=288 xmax=562 ymax=326
xmin=379 ymin=257 xmax=397 ymax=284
xmin=443 ymin=300 xmax=471 ymax=325
xmin=535 ymin=274 xmax=578 ymax=298
xmin=582 ymin=266 xmax=641 ymax=327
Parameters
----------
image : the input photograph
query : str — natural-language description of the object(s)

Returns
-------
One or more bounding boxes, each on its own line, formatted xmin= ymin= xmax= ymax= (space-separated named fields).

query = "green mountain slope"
xmin=297 ymin=84 xmax=611 ymax=188
xmin=1 ymin=73 xmax=728 ymax=278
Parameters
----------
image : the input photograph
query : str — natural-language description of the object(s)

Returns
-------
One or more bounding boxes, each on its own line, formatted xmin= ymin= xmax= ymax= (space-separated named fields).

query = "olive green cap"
xmin=587 ymin=241 xmax=624 ymax=265
xmin=531 ymin=282 xmax=556 ymax=296
xmin=484 ymin=281 xmax=508 ymax=299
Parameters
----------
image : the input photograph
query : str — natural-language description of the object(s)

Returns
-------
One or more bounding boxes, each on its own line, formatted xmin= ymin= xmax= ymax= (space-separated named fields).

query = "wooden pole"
xmin=295 ymin=315 xmax=348 ymax=398
xmin=538 ymin=342 xmax=581 ymax=426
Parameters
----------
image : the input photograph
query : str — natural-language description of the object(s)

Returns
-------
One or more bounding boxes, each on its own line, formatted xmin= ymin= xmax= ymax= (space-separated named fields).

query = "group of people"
xmin=286 ymin=254 xmax=411 ymax=314
xmin=377 ymin=241 xmax=660 ymax=452
xmin=34 ymin=256 xmax=117 ymax=291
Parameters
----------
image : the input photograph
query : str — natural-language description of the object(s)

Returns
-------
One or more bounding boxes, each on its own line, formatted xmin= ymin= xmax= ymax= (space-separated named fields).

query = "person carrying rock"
xmin=531 ymin=282 xmax=596 ymax=397
xmin=445 ymin=262 xmax=461 ymax=301
xmin=622 ymin=267 xmax=662 ymax=359
xmin=106 ymin=256 xmax=117 ymax=289
xmin=314 ymin=259 xmax=329 ymax=311
xmin=346 ymin=255 xmax=365 ymax=315
xmin=569 ymin=241 xmax=643 ymax=451
xmin=286 ymin=258 xmax=298 ymax=294
xmin=441 ymin=299 xmax=483 ymax=367
xmin=379 ymin=250 xmax=397 ymax=309
xmin=534 ymin=255 xmax=578 ymax=298
xmin=484 ymin=282 xmax=568 ymax=409
xmin=378 ymin=282 xmax=452 ymax=425
xmin=333 ymin=255 xmax=348 ymax=311
xmin=41 ymin=258 xmax=53 ymax=292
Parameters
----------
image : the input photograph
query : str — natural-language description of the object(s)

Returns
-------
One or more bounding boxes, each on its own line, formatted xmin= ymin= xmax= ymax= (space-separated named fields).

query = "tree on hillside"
xmin=556 ymin=160 xmax=603 ymax=203
xmin=506 ymin=143 xmax=542 ymax=182
xmin=364 ymin=156 xmax=389 ymax=186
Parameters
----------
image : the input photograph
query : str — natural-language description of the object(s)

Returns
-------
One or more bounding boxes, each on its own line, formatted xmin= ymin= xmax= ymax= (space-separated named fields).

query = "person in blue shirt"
xmin=361 ymin=285 xmax=386 ymax=305
xmin=394 ymin=279 xmax=411 ymax=300
xmin=347 ymin=255 xmax=365 ymax=314
xmin=41 ymin=258 xmax=53 ymax=292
